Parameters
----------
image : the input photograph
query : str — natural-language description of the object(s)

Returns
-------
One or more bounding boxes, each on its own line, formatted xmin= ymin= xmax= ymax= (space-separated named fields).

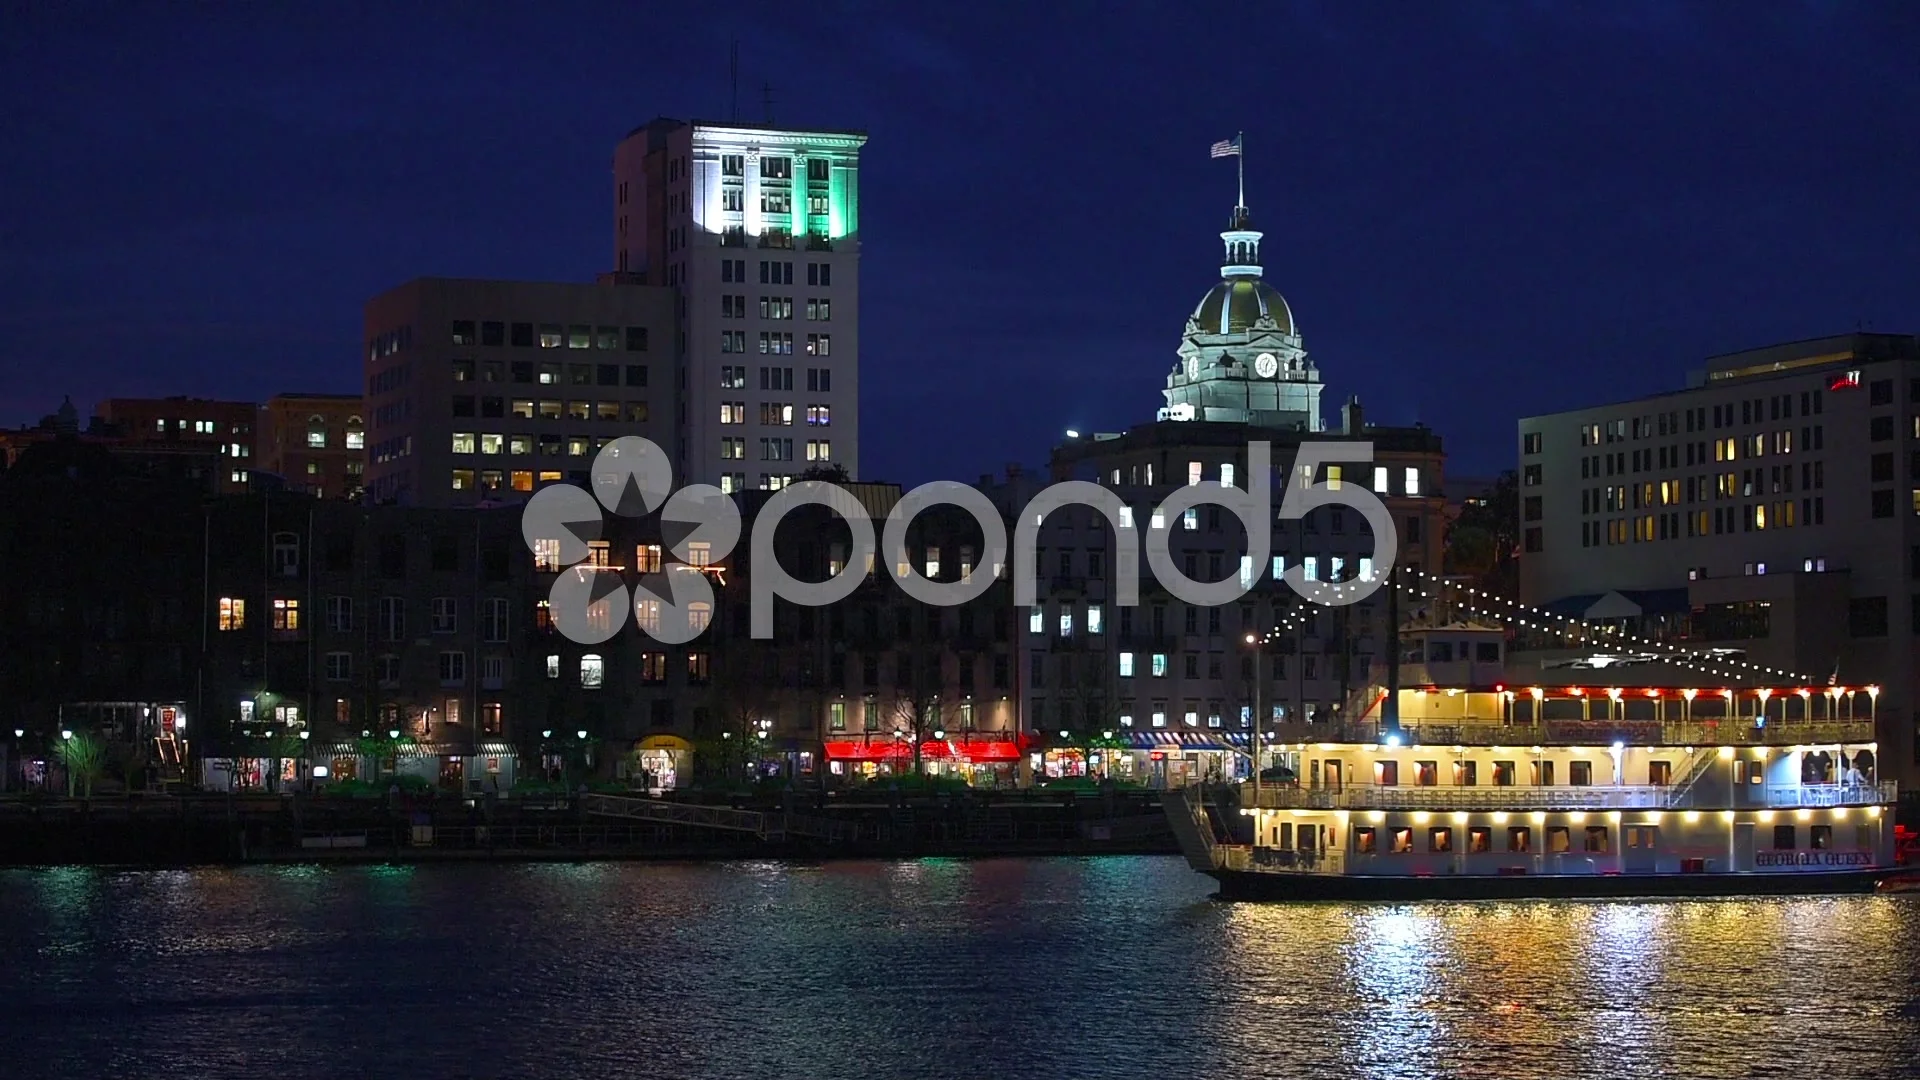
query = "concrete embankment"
xmin=0 ymin=791 xmax=1180 ymax=867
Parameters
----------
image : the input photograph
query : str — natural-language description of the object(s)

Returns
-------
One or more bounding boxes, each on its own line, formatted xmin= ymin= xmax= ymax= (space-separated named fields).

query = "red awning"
xmin=823 ymin=739 xmax=912 ymax=761
xmin=823 ymin=736 xmax=1022 ymax=763
xmin=920 ymin=737 xmax=1021 ymax=763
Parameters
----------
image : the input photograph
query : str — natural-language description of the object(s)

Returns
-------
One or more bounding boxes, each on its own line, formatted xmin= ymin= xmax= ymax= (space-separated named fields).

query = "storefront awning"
xmin=1123 ymin=731 xmax=1240 ymax=751
xmin=824 ymin=736 xmax=1021 ymax=763
xmin=637 ymin=734 xmax=693 ymax=752
xmin=824 ymin=738 xmax=913 ymax=761
xmin=920 ymin=736 xmax=1021 ymax=763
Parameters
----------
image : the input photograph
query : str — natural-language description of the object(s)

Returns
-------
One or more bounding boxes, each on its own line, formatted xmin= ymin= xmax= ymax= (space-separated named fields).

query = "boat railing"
xmin=1763 ymin=781 xmax=1897 ymax=808
xmin=1245 ymin=783 xmax=1672 ymax=810
xmin=1275 ymin=719 xmax=1875 ymax=747
xmin=1244 ymin=845 xmax=1345 ymax=874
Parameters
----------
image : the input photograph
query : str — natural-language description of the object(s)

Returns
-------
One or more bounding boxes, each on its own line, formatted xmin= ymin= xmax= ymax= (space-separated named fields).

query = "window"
xmin=1569 ymin=760 xmax=1593 ymax=786
xmin=272 ymin=598 xmax=300 ymax=631
xmin=1404 ymin=467 xmax=1420 ymax=496
xmin=1507 ymin=827 xmax=1532 ymax=852
xmin=324 ymin=652 xmax=352 ymax=681
xmin=379 ymin=596 xmax=406 ymax=641
xmin=482 ymin=597 xmax=509 ymax=642
xmin=1849 ymin=596 xmax=1889 ymax=638
xmin=324 ymin=596 xmax=352 ymax=633
xmin=438 ymin=651 xmax=466 ymax=685
xmin=1119 ymin=652 xmax=1135 ymax=677
xmin=580 ymin=655 xmax=605 ymax=689
xmin=1428 ymin=827 xmax=1452 ymax=853
xmin=1583 ymin=826 xmax=1610 ymax=853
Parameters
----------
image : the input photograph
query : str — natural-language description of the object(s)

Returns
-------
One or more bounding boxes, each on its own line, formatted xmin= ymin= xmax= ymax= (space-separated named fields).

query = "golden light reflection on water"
xmin=2 ymin=860 xmax=1918 ymax=1080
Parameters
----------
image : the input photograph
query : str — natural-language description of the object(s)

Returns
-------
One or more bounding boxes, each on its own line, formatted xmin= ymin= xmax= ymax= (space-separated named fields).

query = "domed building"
xmin=1159 ymin=207 xmax=1324 ymax=431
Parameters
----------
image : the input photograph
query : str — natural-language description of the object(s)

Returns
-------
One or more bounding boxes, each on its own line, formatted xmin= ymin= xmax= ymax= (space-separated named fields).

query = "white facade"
xmin=613 ymin=120 xmax=866 ymax=493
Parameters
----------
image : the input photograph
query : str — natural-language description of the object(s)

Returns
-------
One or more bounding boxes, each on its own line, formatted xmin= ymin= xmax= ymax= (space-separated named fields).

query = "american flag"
xmin=1210 ymin=136 xmax=1241 ymax=158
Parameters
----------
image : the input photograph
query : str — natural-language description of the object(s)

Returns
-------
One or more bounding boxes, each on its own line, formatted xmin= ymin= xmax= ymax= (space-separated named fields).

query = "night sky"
xmin=5 ymin=3 xmax=1918 ymax=486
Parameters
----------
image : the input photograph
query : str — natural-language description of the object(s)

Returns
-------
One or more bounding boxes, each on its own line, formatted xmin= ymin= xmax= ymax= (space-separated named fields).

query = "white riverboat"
xmin=1169 ymin=626 xmax=1904 ymax=900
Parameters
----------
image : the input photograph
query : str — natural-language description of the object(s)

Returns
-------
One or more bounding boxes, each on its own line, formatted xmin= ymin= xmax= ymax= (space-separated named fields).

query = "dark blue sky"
xmin=4 ymin=3 xmax=1917 ymax=485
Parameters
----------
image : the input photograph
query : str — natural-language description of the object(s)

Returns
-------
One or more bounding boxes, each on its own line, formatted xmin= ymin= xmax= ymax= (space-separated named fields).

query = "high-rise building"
xmin=257 ymin=393 xmax=366 ymax=499
xmin=360 ymin=278 xmax=676 ymax=507
xmin=612 ymin=119 xmax=867 ymax=493
xmin=1516 ymin=331 xmax=1920 ymax=780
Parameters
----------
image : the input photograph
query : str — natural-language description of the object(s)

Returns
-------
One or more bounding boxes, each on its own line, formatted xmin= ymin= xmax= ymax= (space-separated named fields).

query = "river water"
xmin=1 ymin=857 xmax=1916 ymax=1079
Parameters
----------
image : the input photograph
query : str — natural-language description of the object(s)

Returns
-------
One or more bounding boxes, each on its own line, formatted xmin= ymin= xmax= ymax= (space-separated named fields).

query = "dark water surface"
xmin=2 ymin=857 xmax=1917 ymax=1079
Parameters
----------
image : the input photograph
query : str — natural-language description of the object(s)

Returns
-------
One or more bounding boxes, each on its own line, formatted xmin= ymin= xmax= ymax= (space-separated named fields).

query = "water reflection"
xmin=0 ymin=860 xmax=1916 ymax=1079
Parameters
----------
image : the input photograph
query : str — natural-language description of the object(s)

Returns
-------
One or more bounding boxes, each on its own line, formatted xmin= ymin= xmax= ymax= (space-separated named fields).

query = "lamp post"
xmin=1245 ymin=632 xmax=1263 ymax=823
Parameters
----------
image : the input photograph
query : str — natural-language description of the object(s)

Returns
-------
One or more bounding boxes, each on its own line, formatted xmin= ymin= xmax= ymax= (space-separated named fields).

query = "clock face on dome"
xmin=1254 ymin=352 xmax=1279 ymax=378
xmin=1185 ymin=356 xmax=1199 ymax=380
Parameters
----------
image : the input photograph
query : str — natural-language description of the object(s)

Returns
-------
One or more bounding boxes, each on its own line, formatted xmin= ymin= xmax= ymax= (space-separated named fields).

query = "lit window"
xmin=307 ymin=429 xmax=327 ymax=449
xmin=532 ymin=538 xmax=562 ymax=572
xmin=1239 ymin=556 xmax=1254 ymax=589
xmin=1151 ymin=653 xmax=1168 ymax=677
xmin=1188 ymin=461 xmax=1202 ymax=485
xmin=1150 ymin=510 xmax=1165 ymax=529
xmin=686 ymin=542 xmax=712 ymax=568
xmin=1359 ymin=556 xmax=1375 ymax=581
xmin=1404 ymin=467 xmax=1421 ymax=496
xmin=1221 ymin=463 xmax=1235 ymax=488
xmin=1029 ymin=606 xmax=1044 ymax=634
xmin=1119 ymin=506 xmax=1135 ymax=529
xmin=1059 ymin=610 xmax=1074 ymax=637
xmin=925 ymin=547 xmax=940 ymax=579
xmin=1330 ymin=557 xmax=1345 ymax=581
xmin=1088 ymin=604 xmax=1104 ymax=634
xmin=688 ymin=602 xmax=713 ymax=634
xmin=545 ymin=655 xmax=559 ymax=679
xmin=1271 ymin=555 xmax=1285 ymax=579
xmin=218 ymin=597 xmax=246 ymax=631
xmin=1303 ymin=557 xmax=1318 ymax=581
xmin=1151 ymin=709 xmax=1167 ymax=728
xmin=1182 ymin=508 xmax=1197 ymax=531
xmin=1327 ymin=465 xmax=1343 ymax=491
xmin=272 ymin=598 xmax=300 ymax=631
xmin=1118 ymin=652 xmax=1134 ymax=677
xmin=1184 ymin=710 xmax=1199 ymax=727
xmin=1373 ymin=466 xmax=1389 ymax=493
xmin=580 ymin=655 xmax=605 ymax=688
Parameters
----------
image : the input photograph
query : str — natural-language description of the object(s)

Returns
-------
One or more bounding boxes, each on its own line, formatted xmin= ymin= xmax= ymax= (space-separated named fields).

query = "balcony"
xmin=1763 ymin=782 xmax=1897 ymax=808
xmin=1246 ymin=783 xmax=1672 ymax=811
xmin=1268 ymin=718 xmax=1876 ymax=748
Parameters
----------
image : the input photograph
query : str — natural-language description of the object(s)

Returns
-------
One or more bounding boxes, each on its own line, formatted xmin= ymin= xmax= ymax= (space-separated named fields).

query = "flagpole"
xmin=1237 ymin=131 xmax=1245 ymax=211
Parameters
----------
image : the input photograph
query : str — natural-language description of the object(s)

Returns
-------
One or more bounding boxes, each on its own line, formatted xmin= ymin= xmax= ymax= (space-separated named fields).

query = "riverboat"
xmin=1167 ymin=625 xmax=1901 ymax=901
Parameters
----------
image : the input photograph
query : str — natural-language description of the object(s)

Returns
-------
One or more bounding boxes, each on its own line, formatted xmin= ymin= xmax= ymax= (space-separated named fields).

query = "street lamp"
xmin=60 ymin=730 xmax=72 ymax=741
xmin=576 ymin=729 xmax=588 ymax=740
xmin=1243 ymin=631 xmax=1265 ymax=823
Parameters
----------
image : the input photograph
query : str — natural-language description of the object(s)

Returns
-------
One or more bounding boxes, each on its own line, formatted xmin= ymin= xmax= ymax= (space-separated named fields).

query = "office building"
xmin=360 ymin=277 xmax=676 ymax=507
xmin=612 ymin=118 xmax=867 ymax=492
xmin=1516 ymin=332 xmax=1920 ymax=778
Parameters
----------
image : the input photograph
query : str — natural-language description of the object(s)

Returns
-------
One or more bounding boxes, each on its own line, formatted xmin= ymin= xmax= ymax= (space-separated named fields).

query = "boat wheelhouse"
xmin=1169 ymin=625 xmax=1901 ymax=900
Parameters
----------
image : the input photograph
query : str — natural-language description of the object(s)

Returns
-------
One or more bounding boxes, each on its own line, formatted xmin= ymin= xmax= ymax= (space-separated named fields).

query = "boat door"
xmin=1324 ymin=760 xmax=1343 ymax=793
xmin=1623 ymin=825 xmax=1658 ymax=873
xmin=1732 ymin=822 xmax=1756 ymax=871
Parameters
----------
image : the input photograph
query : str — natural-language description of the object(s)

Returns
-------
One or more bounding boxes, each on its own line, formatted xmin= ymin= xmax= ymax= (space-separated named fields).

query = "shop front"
xmin=1120 ymin=731 xmax=1250 ymax=788
xmin=626 ymin=734 xmax=693 ymax=792
xmin=823 ymin=735 xmax=915 ymax=783
xmin=919 ymin=734 xmax=1025 ymax=788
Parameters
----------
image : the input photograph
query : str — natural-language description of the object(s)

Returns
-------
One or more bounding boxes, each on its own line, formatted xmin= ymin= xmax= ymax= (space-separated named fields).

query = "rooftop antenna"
xmin=729 ymin=40 xmax=739 ymax=121
xmin=761 ymin=82 xmax=775 ymax=124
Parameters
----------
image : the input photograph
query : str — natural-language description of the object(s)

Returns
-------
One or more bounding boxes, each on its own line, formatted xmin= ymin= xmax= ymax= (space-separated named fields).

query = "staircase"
xmin=1162 ymin=786 xmax=1225 ymax=872
xmin=1665 ymin=748 xmax=1721 ymax=808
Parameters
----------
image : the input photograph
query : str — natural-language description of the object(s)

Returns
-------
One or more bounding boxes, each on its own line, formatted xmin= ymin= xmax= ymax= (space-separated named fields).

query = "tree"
xmin=706 ymin=639 xmax=782 ymax=784
xmin=796 ymin=463 xmax=851 ymax=484
xmin=113 ymin=742 xmax=151 ymax=794
xmin=1061 ymin=648 xmax=1127 ymax=778
xmin=55 ymin=732 xmax=106 ymax=798
xmin=886 ymin=642 xmax=945 ymax=775
xmin=1446 ymin=471 xmax=1518 ymax=600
